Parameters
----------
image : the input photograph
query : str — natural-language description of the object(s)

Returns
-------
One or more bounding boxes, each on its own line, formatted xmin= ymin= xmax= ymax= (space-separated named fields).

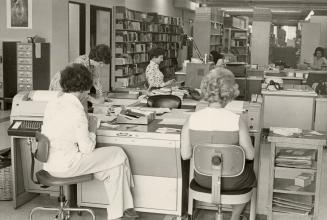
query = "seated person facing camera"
xmin=145 ymin=47 xmax=175 ymax=90
xmin=42 ymin=64 xmax=136 ymax=220
xmin=305 ymin=47 xmax=327 ymax=70
xmin=49 ymin=44 xmax=111 ymax=104
xmin=181 ymin=67 xmax=256 ymax=220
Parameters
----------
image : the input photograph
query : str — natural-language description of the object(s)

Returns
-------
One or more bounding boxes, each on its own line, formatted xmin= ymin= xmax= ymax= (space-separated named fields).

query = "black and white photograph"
xmin=6 ymin=0 xmax=32 ymax=28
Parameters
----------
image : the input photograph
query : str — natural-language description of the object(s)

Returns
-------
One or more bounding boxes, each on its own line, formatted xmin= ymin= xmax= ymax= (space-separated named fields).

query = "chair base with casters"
xmin=188 ymin=180 xmax=253 ymax=220
xmin=29 ymin=132 xmax=96 ymax=220
xmin=29 ymin=170 xmax=95 ymax=220
xmin=187 ymin=144 xmax=255 ymax=220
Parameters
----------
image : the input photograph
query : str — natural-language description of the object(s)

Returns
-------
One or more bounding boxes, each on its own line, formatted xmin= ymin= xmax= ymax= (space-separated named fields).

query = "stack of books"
xmin=275 ymin=149 xmax=316 ymax=169
xmin=273 ymin=194 xmax=313 ymax=215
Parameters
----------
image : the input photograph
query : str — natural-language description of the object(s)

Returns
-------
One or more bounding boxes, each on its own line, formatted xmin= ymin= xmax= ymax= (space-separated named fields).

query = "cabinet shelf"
xmin=274 ymin=178 xmax=315 ymax=195
xmin=275 ymin=161 xmax=317 ymax=172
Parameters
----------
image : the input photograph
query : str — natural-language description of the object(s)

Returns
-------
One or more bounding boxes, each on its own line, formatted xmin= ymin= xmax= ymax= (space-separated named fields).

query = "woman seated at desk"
xmin=305 ymin=47 xmax=327 ymax=70
xmin=210 ymin=50 xmax=225 ymax=67
xmin=43 ymin=64 xmax=137 ymax=220
xmin=181 ymin=67 xmax=256 ymax=220
xmin=145 ymin=47 xmax=175 ymax=90
xmin=49 ymin=44 xmax=111 ymax=104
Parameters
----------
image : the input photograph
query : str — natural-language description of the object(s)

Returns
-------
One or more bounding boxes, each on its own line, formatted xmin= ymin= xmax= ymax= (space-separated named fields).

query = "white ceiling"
xmin=195 ymin=0 xmax=327 ymax=26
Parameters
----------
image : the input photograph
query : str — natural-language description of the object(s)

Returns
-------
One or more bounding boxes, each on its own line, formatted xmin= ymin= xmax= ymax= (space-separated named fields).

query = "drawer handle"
xmin=116 ymin=132 xmax=129 ymax=137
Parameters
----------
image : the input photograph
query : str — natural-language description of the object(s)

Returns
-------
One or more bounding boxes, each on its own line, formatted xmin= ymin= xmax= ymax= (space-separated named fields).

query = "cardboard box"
xmin=294 ymin=173 xmax=313 ymax=187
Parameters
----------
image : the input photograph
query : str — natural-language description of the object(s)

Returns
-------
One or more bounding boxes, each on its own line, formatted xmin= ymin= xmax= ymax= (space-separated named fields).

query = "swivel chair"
xmin=29 ymin=132 xmax=95 ymax=220
xmin=188 ymin=144 xmax=254 ymax=220
xmin=147 ymin=94 xmax=182 ymax=108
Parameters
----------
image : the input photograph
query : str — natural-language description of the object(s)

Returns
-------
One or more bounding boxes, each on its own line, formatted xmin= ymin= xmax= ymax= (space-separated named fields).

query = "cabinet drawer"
xmin=18 ymin=65 xmax=32 ymax=71
xmin=17 ymin=51 xmax=32 ymax=57
xmin=17 ymin=58 xmax=32 ymax=64
xmin=17 ymin=44 xmax=32 ymax=51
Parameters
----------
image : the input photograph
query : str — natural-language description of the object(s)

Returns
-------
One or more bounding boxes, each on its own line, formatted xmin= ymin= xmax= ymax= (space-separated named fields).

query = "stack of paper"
xmin=273 ymin=194 xmax=313 ymax=215
xmin=275 ymin=149 xmax=316 ymax=169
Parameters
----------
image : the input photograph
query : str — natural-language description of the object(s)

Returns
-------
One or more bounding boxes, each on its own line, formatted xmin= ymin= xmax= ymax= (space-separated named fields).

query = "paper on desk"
xmin=158 ymin=118 xmax=186 ymax=125
xmin=270 ymin=127 xmax=303 ymax=136
xmin=89 ymin=113 xmax=117 ymax=123
xmin=225 ymin=100 xmax=245 ymax=113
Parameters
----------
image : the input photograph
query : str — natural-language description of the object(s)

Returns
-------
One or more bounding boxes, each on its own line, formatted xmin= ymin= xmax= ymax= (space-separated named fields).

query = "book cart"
xmin=267 ymin=131 xmax=327 ymax=220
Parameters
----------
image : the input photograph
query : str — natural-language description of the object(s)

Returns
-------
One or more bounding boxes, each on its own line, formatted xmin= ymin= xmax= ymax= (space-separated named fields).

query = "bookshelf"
xmin=267 ymin=131 xmax=327 ymax=220
xmin=112 ymin=6 xmax=183 ymax=89
xmin=224 ymin=28 xmax=249 ymax=63
xmin=193 ymin=7 xmax=224 ymax=58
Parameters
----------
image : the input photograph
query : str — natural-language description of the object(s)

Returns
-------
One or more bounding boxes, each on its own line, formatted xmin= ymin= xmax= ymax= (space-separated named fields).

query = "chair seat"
xmin=190 ymin=179 xmax=252 ymax=195
xmin=36 ymin=170 xmax=93 ymax=186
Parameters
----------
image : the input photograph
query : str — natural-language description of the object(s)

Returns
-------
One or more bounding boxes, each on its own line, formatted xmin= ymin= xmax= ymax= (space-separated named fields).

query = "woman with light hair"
xmin=181 ymin=67 xmax=256 ymax=220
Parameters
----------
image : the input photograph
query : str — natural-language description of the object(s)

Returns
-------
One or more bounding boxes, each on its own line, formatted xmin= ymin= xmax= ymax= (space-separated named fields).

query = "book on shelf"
xmin=276 ymin=148 xmax=316 ymax=161
xmin=273 ymin=204 xmax=311 ymax=215
xmin=273 ymin=194 xmax=313 ymax=207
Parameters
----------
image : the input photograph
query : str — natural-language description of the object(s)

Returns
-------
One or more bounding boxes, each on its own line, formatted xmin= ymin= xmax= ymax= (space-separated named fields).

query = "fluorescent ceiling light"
xmin=305 ymin=10 xmax=315 ymax=21
xmin=221 ymin=7 xmax=301 ymax=14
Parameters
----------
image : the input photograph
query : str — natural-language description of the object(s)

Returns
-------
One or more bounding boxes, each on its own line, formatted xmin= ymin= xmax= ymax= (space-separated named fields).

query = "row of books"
xmin=116 ymin=32 xmax=182 ymax=43
xmin=116 ymin=43 xmax=147 ymax=54
xmin=115 ymin=73 xmax=146 ymax=88
xmin=115 ymin=63 xmax=148 ymax=77
xmin=273 ymin=194 xmax=313 ymax=215
xmin=275 ymin=148 xmax=316 ymax=169
xmin=115 ymin=6 xmax=182 ymax=25
xmin=116 ymin=20 xmax=183 ymax=33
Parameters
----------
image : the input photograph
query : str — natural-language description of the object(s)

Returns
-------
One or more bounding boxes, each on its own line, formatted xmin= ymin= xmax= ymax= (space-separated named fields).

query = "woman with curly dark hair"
xmin=181 ymin=67 xmax=255 ymax=220
xmin=49 ymin=44 xmax=111 ymax=104
xmin=43 ymin=63 xmax=136 ymax=220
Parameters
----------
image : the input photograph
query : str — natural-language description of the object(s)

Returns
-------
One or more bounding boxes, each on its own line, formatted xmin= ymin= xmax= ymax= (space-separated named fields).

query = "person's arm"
xmin=239 ymin=118 xmax=254 ymax=160
xmin=181 ymin=119 xmax=192 ymax=160
xmin=75 ymin=109 xmax=97 ymax=154
xmin=49 ymin=71 xmax=61 ymax=91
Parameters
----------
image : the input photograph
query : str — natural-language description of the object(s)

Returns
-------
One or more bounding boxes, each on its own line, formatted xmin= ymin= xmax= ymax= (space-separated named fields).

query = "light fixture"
xmin=305 ymin=10 xmax=315 ymax=21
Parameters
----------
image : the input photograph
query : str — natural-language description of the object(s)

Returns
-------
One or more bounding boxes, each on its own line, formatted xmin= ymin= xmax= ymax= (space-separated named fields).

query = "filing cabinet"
xmin=2 ymin=42 xmax=50 ymax=109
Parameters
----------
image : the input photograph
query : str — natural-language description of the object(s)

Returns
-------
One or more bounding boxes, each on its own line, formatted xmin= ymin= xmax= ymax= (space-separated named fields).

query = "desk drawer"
xmin=79 ymin=175 xmax=178 ymax=211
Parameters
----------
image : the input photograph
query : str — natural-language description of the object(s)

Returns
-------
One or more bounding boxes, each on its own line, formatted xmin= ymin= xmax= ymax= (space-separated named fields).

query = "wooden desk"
xmin=262 ymin=88 xmax=317 ymax=129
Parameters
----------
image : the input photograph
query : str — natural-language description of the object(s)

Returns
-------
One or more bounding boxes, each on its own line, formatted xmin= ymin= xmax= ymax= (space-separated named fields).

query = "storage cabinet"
xmin=112 ymin=6 xmax=183 ymax=89
xmin=267 ymin=131 xmax=326 ymax=220
xmin=193 ymin=7 xmax=224 ymax=57
xmin=224 ymin=28 xmax=249 ymax=63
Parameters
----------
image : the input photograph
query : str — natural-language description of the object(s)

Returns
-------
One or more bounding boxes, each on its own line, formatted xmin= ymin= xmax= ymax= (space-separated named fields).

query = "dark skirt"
xmin=194 ymin=160 xmax=256 ymax=191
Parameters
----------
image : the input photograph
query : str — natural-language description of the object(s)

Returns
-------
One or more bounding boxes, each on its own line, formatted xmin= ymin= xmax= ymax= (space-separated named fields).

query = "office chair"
xmin=147 ymin=94 xmax=182 ymax=108
xmin=188 ymin=144 xmax=254 ymax=220
xmin=29 ymin=132 xmax=95 ymax=220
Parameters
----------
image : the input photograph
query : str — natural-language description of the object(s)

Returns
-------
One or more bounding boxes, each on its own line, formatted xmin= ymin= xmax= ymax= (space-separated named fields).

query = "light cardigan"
xmin=41 ymin=93 xmax=96 ymax=173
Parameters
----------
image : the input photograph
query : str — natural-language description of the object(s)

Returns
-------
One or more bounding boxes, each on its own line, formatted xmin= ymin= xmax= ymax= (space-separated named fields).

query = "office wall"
xmin=0 ymin=0 xmax=53 ymax=69
xmin=310 ymin=16 xmax=327 ymax=47
xmin=0 ymin=0 xmax=194 ymax=77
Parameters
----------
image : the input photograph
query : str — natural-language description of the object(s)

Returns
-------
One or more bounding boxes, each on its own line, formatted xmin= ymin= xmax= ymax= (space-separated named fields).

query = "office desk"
xmin=262 ymin=88 xmax=317 ymax=129
xmin=77 ymin=110 xmax=191 ymax=218
xmin=77 ymin=102 xmax=262 ymax=219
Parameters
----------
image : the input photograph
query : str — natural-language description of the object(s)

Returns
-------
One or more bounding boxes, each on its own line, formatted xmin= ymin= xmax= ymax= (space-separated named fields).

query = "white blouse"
xmin=189 ymin=107 xmax=240 ymax=131
xmin=41 ymin=93 xmax=96 ymax=173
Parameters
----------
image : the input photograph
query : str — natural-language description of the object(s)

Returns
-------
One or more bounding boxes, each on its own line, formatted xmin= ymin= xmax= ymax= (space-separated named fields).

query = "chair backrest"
xmin=193 ymin=144 xmax=245 ymax=177
xmin=30 ymin=131 xmax=50 ymax=184
xmin=34 ymin=131 xmax=50 ymax=163
xmin=147 ymin=95 xmax=181 ymax=108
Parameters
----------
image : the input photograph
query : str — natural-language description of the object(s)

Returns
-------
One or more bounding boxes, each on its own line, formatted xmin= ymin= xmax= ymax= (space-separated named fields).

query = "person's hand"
xmin=165 ymin=79 xmax=176 ymax=87
xmin=88 ymin=115 xmax=99 ymax=133
xmin=88 ymin=95 xmax=105 ymax=105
